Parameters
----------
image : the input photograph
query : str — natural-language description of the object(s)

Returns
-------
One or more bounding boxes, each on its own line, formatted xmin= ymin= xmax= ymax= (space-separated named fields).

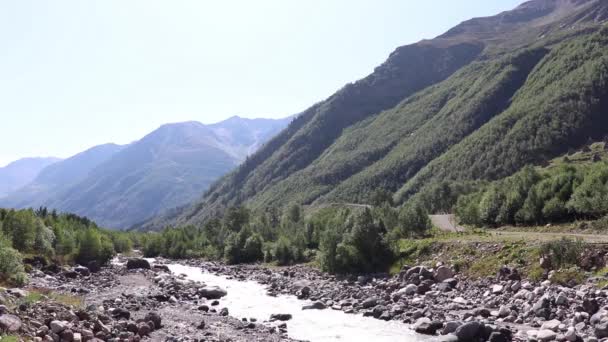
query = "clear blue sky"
xmin=0 ymin=0 xmax=522 ymax=167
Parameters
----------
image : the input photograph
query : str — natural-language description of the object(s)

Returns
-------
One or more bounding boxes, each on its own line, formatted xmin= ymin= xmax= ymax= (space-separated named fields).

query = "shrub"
xmin=0 ymin=237 xmax=27 ymax=286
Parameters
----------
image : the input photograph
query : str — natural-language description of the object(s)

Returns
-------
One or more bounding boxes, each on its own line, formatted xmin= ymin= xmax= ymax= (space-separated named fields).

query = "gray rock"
xmin=492 ymin=284 xmax=504 ymax=294
xmin=442 ymin=321 xmax=462 ymax=335
xmin=541 ymin=319 xmax=561 ymax=332
xmin=126 ymin=258 xmax=151 ymax=270
xmin=7 ymin=288 xmax=27 ymax=298
xmin=454 ymin=321 xmax=483 ymax=341
xmin=144 ymin=312 xmax=161 ymax=330
xmin=434 ymin=266 xmax=454 ymax=282
xmin=362 ymin=297 xmax=378 ymax=309
xmin=412 ymin=317 xmax=442 ymax=335
xmin=565 ymin=327 xmax=577 ymax=342
xmin=403 ymin=284 xmax=417 ymax=296
xmin=50 ymin=320 xmax=68 ymax=334
xmin=536 ymin=329 xmax=557 ymax=341
xmin=302 ymin=301 xmax=326 ymax=310
xmin=198 ymin=286 xmax=228 ymax=299
xmin=74 ymin=265 xmax=90 ymax=276
xmin=0 ymin=314 xmax=22 ymax=333
xmin=555 ymin=292 xmax=568 ymax=306
xmin=270 ymin=313 xmax=292 ymax=321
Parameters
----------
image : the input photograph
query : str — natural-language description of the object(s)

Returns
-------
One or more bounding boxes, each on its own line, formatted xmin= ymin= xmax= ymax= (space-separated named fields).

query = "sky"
xmin=0 ymin=0 xmax=522 ymax=167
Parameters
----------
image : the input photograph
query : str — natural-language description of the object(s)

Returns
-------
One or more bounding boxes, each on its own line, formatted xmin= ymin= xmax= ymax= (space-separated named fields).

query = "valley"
xmin=2 ymin=0 xmax=608 ymax=341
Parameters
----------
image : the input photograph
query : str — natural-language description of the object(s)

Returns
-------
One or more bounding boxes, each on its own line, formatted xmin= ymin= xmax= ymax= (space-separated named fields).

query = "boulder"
xmin=412 ymin=317 xmax=442 ymax=335
xmin=454 ymin=321 xmax=484 ymax=341
xmin=442 ymin=321 xmax=462 ymax=335
xmin=74 ymin=265 xmax=90 ymax=276
xmin=50 ymin=320 xmax=68 ymax=334
xmin=0 ymin=314 xmax=22 ymax=333
xmin=536 ymin=329 xmax=557 ymax=341
xmin=87 ymin=261 xmax=100 ymax=273
xmin=403 ymin=284 xmax=418 ymax=296
xmin=126 ymin=258 xmax=151 ymax=270
xmin=270 ymin=313 xmax=292 ymax=321
xmin=362 ymin=297 xmax=378 ymax=309
xmin=144 ymin=312 xmax=161 ymax=329
xmin=541 ymin=319 xmax=561 ymax=332
xmin=198 ymin=286 xmax=227 ymax=299
xmin=302 ymin=301 xmax=326 ymax=310
xmin=434 ymin=266 xmax=454 ymax=282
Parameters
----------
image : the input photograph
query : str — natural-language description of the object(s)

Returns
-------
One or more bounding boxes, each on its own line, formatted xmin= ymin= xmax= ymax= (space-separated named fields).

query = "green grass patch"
xmin=20 ymin=288 xmax=84 ymax=309
xmin=0 ymin=336 xmax=19 ymax=342
xmin=550 ymin=268 xmax=586 ymax=286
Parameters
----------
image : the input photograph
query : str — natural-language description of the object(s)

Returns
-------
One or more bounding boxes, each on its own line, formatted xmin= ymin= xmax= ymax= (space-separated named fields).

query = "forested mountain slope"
xmin=145 ymin=0 xmax=608 ymax=230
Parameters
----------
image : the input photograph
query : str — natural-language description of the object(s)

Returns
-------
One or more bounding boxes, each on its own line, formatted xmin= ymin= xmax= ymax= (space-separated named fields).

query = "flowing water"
xmin=166 ymin=263 xmax=425 ymax=342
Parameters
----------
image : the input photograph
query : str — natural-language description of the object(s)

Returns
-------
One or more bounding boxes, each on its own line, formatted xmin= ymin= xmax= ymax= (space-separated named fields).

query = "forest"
xmin=0 ymin=208 xmax=134 ymax=286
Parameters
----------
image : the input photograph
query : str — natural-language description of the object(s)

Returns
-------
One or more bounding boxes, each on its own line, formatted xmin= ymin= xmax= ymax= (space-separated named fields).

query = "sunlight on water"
xmin=166 ymin=263 xmax=425 ymax=342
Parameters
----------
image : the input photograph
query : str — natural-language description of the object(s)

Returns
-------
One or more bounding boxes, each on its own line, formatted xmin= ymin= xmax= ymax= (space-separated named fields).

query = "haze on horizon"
xmin=0 ymin=0 xmax=522 ymax=167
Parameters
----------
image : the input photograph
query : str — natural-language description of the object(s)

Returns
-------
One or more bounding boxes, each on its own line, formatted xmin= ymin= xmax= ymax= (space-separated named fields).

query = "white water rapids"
xmin=165 ymin=263 xmax=426 ymax=342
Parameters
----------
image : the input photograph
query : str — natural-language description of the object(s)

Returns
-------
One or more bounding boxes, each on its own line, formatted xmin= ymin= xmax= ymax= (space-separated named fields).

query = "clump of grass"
xmin=550 ymin=268 xmax=586 ymax=286
xmin=20 ymin=288 xmax=84 ymax=309
xmin=539 ymin=237 xmax=583 ymax=269
xmin=0 ymin=336 xmax=20 ymax=342
xmin=467 ymin=255 xmax=504 ymax=278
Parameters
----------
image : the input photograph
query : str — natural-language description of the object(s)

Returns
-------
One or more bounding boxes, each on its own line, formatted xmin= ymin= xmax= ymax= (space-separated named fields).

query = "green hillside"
xmin=144 ymin=0 xmax=608 ymax=230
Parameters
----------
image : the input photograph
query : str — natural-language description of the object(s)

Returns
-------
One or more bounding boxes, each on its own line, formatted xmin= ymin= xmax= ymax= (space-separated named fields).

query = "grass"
xmin=18 ymin=288 xmax=84 ymax=309
xmin=0 ymin=336 xmax=19 ymax=342
xmin=550 ymin=268 xmax=586 ymax=286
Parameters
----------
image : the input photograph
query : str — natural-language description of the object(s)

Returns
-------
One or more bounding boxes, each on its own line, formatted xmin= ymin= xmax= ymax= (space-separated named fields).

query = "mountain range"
xmin=140 ymin=0 xmax=608 ymax=230
xmin=0 ymin=157 xmax=62 ymax=197
xmin=0 ymin=116 xmax=291 ymax=228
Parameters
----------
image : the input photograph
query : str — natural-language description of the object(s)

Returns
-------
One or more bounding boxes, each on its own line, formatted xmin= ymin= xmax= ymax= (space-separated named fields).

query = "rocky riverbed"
xmin=0 ymin=257 xmax=295 ymax=341
xmin=170 ymin=259 xmax=608 ymax=342
xmin=4 ymin=256 xmax=608 ymax=342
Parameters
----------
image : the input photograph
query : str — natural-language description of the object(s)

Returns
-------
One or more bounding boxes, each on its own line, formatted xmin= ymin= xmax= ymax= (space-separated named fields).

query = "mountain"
xmin=0 ymin=157 xmax=61 ymax=197
xmin=1 ymin=116 xmax=290 ymax=229
xmin=0 ymin=143 xmax=125 ymax=208
xmin=145 ymin=0 xmax=608 ymax=229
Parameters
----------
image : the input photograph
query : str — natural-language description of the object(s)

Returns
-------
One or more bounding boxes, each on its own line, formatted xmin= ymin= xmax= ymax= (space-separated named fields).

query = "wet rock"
xmin=60 ymin=329 xmax=74 ymax=342
xmin=138 ymin=323 xmax=152 ymax=336
xmin=532 ymin=297 xmax=551 ymax=319
xmin=74 ymin=265 xmax=90 ymax=276
xmin=198 ymin=305 xmax=209 ymax=312
xmin=302 ymin=301 xmax=326 ymax=310
xmin=454 ymin=321 xmax=483 ymax=341
xmin=362 ymin=297 xmax=378 ymax=309
xmin=152 ymin=264 xmax=170 ymax=272
xmin=583 ymin=298 xmax=600 ymax=315
xmin=126 ymin=258 xmax=151 ymax=270
xmin=442 ymin=321 xmax=462 ymax=335
xmin=412 ymin=317 xmax=442 ymax=335
xmin=198 ymin=286 xmax=228 ymax=299
xmin=0 ymin=314 xmax=22 ymax=333
xmin=270 ymin=313 xmax=292 ymax=321
xmin=403 ymin=284 xmax=418 ymax=296
xmin=220 ymin=307 xmax=229 ymax=316
xmin=112 ymin=307 xmax=131 ymax=320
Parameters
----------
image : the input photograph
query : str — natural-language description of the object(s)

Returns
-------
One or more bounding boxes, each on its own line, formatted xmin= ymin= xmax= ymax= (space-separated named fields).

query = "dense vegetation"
xmin=455 ymin=157 xmax=608 ymax=226
xmin=142 ymin=201 xmax=431 ymax=274
xmin=0 ymin=208 xmax=134 ymax=286
xmin=148 ymin=1 xmax=608 ymax=230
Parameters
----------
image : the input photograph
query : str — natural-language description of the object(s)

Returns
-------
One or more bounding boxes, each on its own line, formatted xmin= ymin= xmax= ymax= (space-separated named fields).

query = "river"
xmin=166 ymin=263 xmax=425 ymax=342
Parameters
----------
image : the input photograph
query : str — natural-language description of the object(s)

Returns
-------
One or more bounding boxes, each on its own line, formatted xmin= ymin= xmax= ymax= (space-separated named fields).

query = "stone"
xmin=220 ymin=307 xmax=229 ymax=316
xmin=443 ymin=278 xmax=458 ymax=288
xmin=302 ymin=301 xmax=326 ymax=310
xmin=60 ymin=329 xmax=74 ymax=342
xmin=138 ymin=323 xmax=152 ymax=336
xmin=536 ymin=329 xmax=557 ymax=341
xmin=595 ymin=320 xmax=608 ymax=338
xmin=198 ymin=305 xmax=209 ymax=312
xmin=412 ymin=317 xmax=442 ymax=335
xmin=270 ymin=313 xmax=292 ymax=321
xmin=74 ymin=265 xmax=90 ymax=276
xmin=87 ymin=261 xmax=100 ymax=273
xmin=442 ymin=321 xmax=462 ymax=335
xmin=145 ymin=312 xmax=161 ymax=329
xmin=0 ymin=314 xmax=22 ymax=333
xmin=362 ymin=297 xmax=378 ymax=309
xmin=532 ymin=297 xmax=551 ymax=319
xmin=555 ymin=292 xmax=568 ymax=306
xmin=50 ymin=320 xmax=68 ymax=334
xmin=73 ymin=333 xmax=82 ymax=342
xmin=403 ymin=284 xmax=418 ymax=296
xmin=497 ymin=305 xmax=510 ymax=318
xmin=565 ymin=327 xmax=577 ymax=342
xmin=112 ymin=307 xmax=130 ymax=320
xmin=126 ymin=258 xmax=151 ymax=270
xmin=492 ymin=284 xmax=504 ymax=294
xmin=198 ymin=286 xmax=228 ymax=299
xmin=454 ymin=321 xmax=483 ymax=341
xmin=8 ymin=288 xmax=27 ymax=298
xmin=583 ymin=298 xmax=600 ymax=315
xmin=434 ymin=266 xmax=454 ymax=282
xmin=541 ymin=319 xmax=561 ymax=332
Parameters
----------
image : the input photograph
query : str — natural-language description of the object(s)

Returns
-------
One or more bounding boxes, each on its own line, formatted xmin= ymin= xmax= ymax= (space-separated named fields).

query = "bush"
xmin=539 ymin=238 xmax=583 ymax=269
xmin=0 ymin=237 xmax=27 ymax=286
